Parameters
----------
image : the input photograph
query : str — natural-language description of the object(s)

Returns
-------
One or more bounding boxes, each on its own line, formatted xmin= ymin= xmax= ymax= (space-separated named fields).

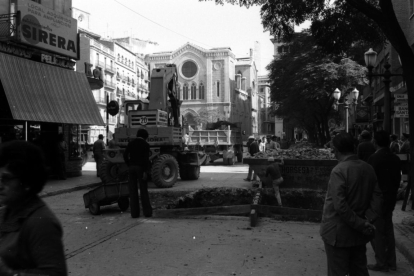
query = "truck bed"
xmin=188 ymin=129 xmax=242 ymax=146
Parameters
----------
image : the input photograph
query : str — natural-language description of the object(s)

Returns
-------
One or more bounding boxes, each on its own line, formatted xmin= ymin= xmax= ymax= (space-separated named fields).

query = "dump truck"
xmin=187 ymin=121 xmax=244 ymax=164
xmin=100 ymin=64 xmax=207 ymax=188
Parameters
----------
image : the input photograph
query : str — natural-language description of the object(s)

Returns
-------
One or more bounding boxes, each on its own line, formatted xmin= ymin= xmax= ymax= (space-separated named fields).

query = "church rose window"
xmin=182 ymin=61 xmax=198 ymax=78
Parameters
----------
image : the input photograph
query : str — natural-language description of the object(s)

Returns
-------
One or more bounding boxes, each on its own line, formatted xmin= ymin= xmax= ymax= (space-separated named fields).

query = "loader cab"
xmin=123 ymin=99 xmax=149 ymax=126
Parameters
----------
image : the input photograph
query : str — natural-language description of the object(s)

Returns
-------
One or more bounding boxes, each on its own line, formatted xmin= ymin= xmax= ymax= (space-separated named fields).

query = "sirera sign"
xmin=17 ymin=0 xmax=78 ymax=59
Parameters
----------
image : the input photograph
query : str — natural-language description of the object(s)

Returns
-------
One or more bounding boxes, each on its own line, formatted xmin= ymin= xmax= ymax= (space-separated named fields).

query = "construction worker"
xmin=123 ymin=129 xmax=152 ymax=218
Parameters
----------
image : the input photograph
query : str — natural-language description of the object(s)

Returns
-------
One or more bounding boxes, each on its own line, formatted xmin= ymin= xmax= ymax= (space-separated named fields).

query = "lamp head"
xmin=333 ymin=88 xmax=341 ymax=101
xmin=364 ymin=48 xmax=377 ymax=68
xmin=352 ymin=88 xmax=359 ymax=103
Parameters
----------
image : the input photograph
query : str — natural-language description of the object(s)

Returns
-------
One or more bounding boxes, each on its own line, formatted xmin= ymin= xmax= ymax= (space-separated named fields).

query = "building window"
xmin=191 ymin=83 xmax=197 ymax=99
xmin=217 ymin=81 xmax=220 ymax=97
xmin=199 ymin=83 xmax=204 ymax=100
xmin=181 ymin=60 xmax=198 ymax=78
xmin=117 ymin=54 xmax=120 ymax=62
xmin=183 ymin=84 xmax=189 ymax=100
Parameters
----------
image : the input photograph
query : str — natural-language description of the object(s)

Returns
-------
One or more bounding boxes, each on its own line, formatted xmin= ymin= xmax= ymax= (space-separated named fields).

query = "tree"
xmin=268 ymin=32 xmax=367 ymax=145
xmin=203 ymin=0 xmax=414 ymax=194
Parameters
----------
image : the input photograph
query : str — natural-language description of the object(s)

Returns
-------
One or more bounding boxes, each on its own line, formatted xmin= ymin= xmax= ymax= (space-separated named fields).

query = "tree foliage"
xmin=268 ymin=32 xmax=367 ymax=143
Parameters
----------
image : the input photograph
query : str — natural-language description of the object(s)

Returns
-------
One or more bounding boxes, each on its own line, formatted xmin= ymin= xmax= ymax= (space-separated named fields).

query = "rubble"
xmin=251 ymin=147 xmax=335 ymax=160
xmin=166 ymin=187 xmax=326 ymax=210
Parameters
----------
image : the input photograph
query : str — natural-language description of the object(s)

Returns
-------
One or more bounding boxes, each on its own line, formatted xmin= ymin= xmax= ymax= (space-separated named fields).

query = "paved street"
xmin=42 ymin=164 xmax=414 ymax=275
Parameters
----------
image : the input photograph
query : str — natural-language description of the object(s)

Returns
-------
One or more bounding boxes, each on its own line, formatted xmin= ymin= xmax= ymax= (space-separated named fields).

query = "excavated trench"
xmin=150 ymin=187 xmax=326 ymax=222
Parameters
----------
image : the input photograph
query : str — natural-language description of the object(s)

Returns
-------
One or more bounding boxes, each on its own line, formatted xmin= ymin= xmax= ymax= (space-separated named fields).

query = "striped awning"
xmin=0 ymin=52 xmax=104 ymax=125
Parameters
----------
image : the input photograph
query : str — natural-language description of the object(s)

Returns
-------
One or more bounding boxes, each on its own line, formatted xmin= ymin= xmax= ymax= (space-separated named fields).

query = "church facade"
xmin=145 ymin=43 xmax=259 ymax=136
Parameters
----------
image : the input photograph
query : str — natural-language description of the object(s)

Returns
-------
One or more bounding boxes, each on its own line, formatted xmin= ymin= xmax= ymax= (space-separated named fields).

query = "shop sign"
xmin=0 ymin=42 xmax=33 ymax=58
xmin=394 ymin=94 xmax=408 ymax=102
xmin=390 ymin=81 xmax=406 ymax=93
xmin=395 ymin=105 xmax=409 ymax=118
xmin=17 ymin=0 xmax=78 ymax=59
xmin=356 ymin=106 xmax=370 ymax=122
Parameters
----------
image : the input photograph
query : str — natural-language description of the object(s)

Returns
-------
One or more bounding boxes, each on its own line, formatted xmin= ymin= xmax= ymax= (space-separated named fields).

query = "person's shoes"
xmin=243 ymin=178 xmax=251 ymax=182
xmin=367 ymin=264 xmax=389 ymax=272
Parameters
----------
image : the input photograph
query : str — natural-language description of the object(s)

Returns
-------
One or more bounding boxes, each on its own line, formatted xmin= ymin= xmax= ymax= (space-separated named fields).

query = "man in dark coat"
xmin=123 ymin=129 xmax=152 ymax=218
xmin=244 ymin=136 xmax=259 ymax=181
xmin=320 ymin=132 xmax=382 ymax=276
xmin=357 ymin=130 xmax=376 ymax=162
xmin=367 ymin=131 xmax=402 ymax=272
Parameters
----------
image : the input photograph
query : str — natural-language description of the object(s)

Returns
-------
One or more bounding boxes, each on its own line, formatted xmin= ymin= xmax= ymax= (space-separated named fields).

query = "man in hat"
xmin=400 ymin=133 xmax=410 ymax=154
xmin=357 ymin=130 xmax=376 ymax=162
xmin=244 ymin=136 xmax=259 ymax=181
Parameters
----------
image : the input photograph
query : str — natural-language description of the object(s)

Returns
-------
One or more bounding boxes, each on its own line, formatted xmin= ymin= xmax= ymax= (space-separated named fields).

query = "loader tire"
xmin=100 ymin=160 xmax=129 ymax=184
xmin=187 ymin=166 xmax=200 ymax=180
xmin=180 ymin=165 xmax=200 ymax=180
xmin=151 ymin=154 xmax=179 ymax=188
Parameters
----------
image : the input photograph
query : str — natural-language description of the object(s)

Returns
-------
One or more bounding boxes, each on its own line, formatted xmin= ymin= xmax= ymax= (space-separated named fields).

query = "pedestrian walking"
xmin=320 ymin=132 xmax=382 ymax=276
xmin=93 ymin=134 xmax=106 ymax=177
xmin=389 ymin=134 xmax=400 ymax=154
xmin=357 ymin=130 xmax=376 ymax=162
xmin=56 ymin=133 xmax=67 ymax=180
xmin=0 ymin=141 xmax=67 ymax=275
xmin=265 ymin=157 xmax=284 ymax=207
xmin=123 ymin=129 xmax=152 ymax=218
xmin=244 ymin=136 xmax=259 ymax=181
xmin=399 ymin=133 xmax=410 ymax=154
xmin=367 ymin=131 xmax=401 ymax=272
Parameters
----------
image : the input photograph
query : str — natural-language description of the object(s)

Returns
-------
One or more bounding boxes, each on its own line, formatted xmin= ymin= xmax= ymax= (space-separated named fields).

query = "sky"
xmin=72 ymin=0 xmax=308 ymax=75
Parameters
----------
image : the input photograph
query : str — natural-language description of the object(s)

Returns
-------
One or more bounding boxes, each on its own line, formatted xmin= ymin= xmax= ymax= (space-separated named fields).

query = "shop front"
xmin=0 ymin=52 xmax=104 ymax=177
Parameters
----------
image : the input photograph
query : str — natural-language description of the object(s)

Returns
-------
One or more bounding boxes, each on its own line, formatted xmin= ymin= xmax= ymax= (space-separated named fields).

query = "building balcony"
xmin=116 ymin=88 xmax=123 ymax=97
xmin=0 ymin=13 xmax=18 ymax=40
xmin=95 ymin=61 xmax=105 ymax=69
xmin=105 ymin=80 xmax=116 ymax=89
xmin=95 ymin=98 xmax=107 ymax=106
xmin=104 ymin=65 xmax=116 ymax=74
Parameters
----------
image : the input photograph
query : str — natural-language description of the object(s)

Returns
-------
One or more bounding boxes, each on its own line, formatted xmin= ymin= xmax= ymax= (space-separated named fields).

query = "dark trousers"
xmin=370 ymin=211 xmax=397 ymax=268
xmin=57 ymin=154 xmax=66 ymax=179
xmin=94 ymin=153 xmax=103 ymax=177
xmin=324 ymin=243 xmax=369 ymax=276
xmin=128 ymin=166 xmax=152 ymax=218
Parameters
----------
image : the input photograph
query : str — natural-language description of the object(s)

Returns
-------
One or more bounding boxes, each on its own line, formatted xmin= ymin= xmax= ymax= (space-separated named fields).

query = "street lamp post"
xmin=333 ymin=88 xmax=359 ymax=133
xmin=364 ymin=48 xmax=404 ymax=133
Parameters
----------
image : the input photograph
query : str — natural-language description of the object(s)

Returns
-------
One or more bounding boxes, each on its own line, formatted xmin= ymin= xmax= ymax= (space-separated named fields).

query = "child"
xmin=265 ymin=157 xmax=284 ymax=207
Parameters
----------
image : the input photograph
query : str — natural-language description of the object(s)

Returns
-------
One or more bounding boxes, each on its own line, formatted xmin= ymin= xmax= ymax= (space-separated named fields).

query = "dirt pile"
xmin=165 ymin=187 xmax=326 ymax=210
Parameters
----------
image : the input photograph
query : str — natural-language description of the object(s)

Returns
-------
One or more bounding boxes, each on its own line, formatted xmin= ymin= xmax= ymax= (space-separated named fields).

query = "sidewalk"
xmin=39 ymin=162 xmax=102 ymax=198
xmin=39 ymin=162 xmax=414 ymax=268
xmin=393 ymin=200 xmax=414 ymax=266
xmin=40 ymin=161 xmax=250 ymax=197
